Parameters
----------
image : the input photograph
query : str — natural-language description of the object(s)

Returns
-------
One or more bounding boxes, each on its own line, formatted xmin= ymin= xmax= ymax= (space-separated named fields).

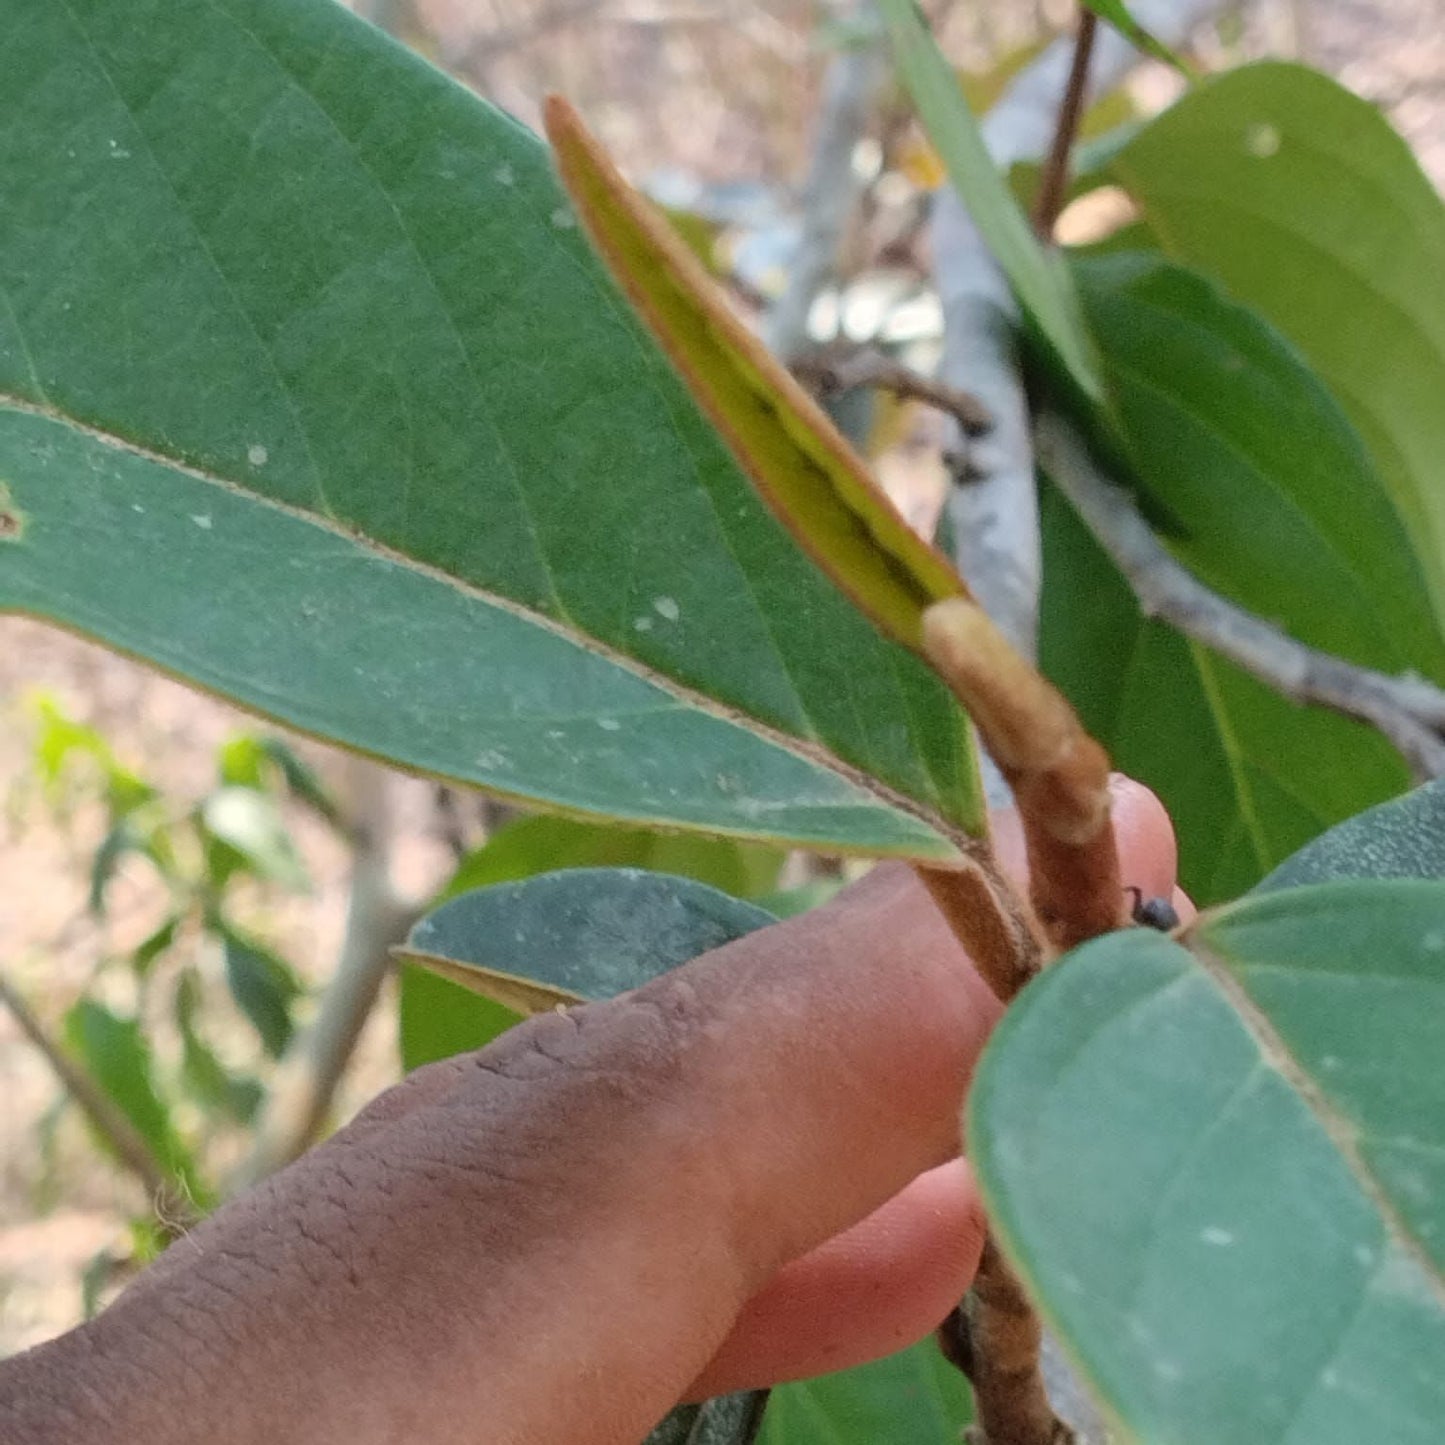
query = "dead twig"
xmin=1035 ymin=411 xmax=1445 ymax=780
xmin=1031 ymin=8 xmax=1098 ymax=240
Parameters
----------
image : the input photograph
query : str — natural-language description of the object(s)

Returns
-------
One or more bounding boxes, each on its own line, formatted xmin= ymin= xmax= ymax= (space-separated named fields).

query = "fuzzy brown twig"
xmin=923 ymin=598 xmax=1127 ymax=954
xmin=917 ymin=595 xmax=1126 ymax=1445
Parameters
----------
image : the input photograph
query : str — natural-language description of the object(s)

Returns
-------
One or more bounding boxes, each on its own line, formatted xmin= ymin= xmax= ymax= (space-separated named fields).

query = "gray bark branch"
xmin=764 ymin=6 xmax=888 ymax=362
xmin=1035 ymin=411 xmax=1445 ymax=779
xmin=933 ymin=0 xmax=1225 ymax=658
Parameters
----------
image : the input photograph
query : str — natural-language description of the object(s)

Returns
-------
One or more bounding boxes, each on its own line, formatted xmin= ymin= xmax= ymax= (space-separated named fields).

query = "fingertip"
xmin=688 ymin=1160 xmax=985 ymax=1396
xmin=1108 ymin=775 xmax=1178 ymax=901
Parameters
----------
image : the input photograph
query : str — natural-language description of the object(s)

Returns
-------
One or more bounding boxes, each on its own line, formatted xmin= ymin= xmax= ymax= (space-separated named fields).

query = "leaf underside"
xmin=971 ymin=881 xmax=1445 ymax=1444
xmin=0 ymin=0 xmax=982 ymax=857
xmin=1112 ymin=61 xmax=1445 ymax=636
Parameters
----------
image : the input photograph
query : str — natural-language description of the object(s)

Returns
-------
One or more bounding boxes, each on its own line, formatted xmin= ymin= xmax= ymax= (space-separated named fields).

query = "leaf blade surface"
xmin=0 ymin=0 xmax=981 ymax=854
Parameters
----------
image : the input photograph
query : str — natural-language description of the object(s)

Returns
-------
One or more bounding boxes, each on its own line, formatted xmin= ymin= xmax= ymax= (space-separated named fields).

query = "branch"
xmin=932 ymin=0 xmax=1225 ymax=657
xmin=1035 ymin=411 xmax=1445 ymax=779
xmin=234 ymin=758 xmax=421 ymax=1189
xmin=0 ymin=967 xmax=196 ymax=1234
xmin=763 ymin=4 xmax=888 ymax=362
xmin=1031 ymin=9 xmax=1099 ymax=239
xmin=793 ymin=345 xmax=992 ymax=436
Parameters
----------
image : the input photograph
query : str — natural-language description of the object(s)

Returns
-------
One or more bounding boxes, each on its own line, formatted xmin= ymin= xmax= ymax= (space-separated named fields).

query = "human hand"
xmin=1 ymin=779 xmax=1182 ymax=1445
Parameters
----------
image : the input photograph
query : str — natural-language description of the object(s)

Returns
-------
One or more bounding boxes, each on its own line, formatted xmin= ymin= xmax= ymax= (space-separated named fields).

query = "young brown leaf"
xmin=544 ymin=96 xmax=967 ymax=656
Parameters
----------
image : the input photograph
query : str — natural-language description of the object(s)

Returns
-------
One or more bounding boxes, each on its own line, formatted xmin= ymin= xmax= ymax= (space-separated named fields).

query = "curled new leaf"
xmin=544 ymin=97 xmax=968 ymax=657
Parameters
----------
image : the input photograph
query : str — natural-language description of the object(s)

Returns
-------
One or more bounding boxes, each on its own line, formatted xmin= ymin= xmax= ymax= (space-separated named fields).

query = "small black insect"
xmin=1126 ymin=886 xmax=1180 ymax=932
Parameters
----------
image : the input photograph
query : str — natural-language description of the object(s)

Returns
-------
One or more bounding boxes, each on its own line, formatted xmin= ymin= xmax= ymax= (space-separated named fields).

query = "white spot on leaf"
xmin=597 ymin=718 xmax=621 ymax=731
xmin=653 ymin=596 xmax=680 ymax=622
xmin=551 ymin=206 xmax=577 ymax=229
xmin=191 ymin=513 xmax=213 ymax=530
xmin=1246 ymin=122 xmax=1281 ymax=158
xmin=247 ymin=444 xmax=269 ymax=467
xmin=1200 ymin=1226 xmax=1235 ymax=1247
xmin=633 ymin=616 xmax=654 ymax=633
xmin=494 ymin=162 xmax=515 ymax=186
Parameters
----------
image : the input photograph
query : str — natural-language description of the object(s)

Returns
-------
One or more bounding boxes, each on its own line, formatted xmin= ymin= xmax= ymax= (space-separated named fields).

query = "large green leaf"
xmin=1256 ymin=780 xmax=1445 ymax=892
xmin=399 ymin=813 xmax=782 ymax=1070
xmin=758 ymin=1339 xmax=973 ymax=1444
xmin=1112 ymin=62 xmax=1445 ymax=629
xmin=1039 ymin=484 xmax=1407 ymax=904
xmin=0 ymin=0 xmax=980 ymax=859
xmin=1075 ymin=251 xmax=1445 ymax=682
xmin=970 ymin=882 xmax=1445 ymax=1444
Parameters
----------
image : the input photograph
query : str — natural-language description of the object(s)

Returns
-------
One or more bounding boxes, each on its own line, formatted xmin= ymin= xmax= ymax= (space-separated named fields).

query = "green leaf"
xmin=0 ymin=0 xmax=980 ymax=860
xmin=546 ymin=98 xmax=972 ymax=661
xmin=218 ymin=926 xmax=304 ymax=1058
xmin=1039 ymin=482 xmax=1408 ymax=904
xmin=1112 ymin=62 xmax=1445 ymax=632
xmin=439 ymin=813 xmax=784 ymax=906
xmin=398 ymin=868 xmax=776 ymax=1014
xmin=970 ymin=882 xmax=1445 ymax=1444
xmin=877 ymin=0 xmax=1102 ymax=400
xmin=399 ymin=969 xmax=522 ymax=1074
xmin=63 ymin=998 xmax=204 ymax=1197
xmin=758 ymin=1339 xmax=973 ymax=1443
xmin=1256 ymin=780 xmax=1445 ymax=892
xmin=175 ymin=971 xmax=263 ymax=1123
xmin=131 ymin=913 xmax=183 ymax=977
xmin=219 ymin=734 xmax=346 ymax=832
xmin=1074 ymin=250 xmax=1445 ymax=681
xmin=200 ymin=787 xmax=309 ymax=892
xmin=400 ymin=813 xmax=783 ymax=1069
xmin=1080 ymin=0 xmax=1190 ymax=75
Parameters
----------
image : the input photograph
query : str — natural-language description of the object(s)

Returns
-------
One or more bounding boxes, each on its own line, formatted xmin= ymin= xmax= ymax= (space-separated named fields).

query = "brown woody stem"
xmin=956 ymin=1241 xmax=1078 ymax=1445
xmin=917 ymin=859 xmax=1044 ymax=1002
xmin=1031 ymin=7 xmax=1099 ymax=240
xmin=922 ymin=598 xmax=1127 ymax=952
xmin=917 ymin=597 xmax=1130 ymax=1445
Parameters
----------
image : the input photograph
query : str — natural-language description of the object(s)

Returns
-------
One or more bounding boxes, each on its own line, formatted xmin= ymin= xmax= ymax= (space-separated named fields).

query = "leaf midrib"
xmin=0 ymin=389 xmax=967 ymax=854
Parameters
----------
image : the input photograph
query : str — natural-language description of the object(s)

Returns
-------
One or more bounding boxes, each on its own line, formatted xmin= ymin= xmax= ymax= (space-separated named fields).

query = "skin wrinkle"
xmin=0 ymin=782 xmax=1180 ymax=1445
